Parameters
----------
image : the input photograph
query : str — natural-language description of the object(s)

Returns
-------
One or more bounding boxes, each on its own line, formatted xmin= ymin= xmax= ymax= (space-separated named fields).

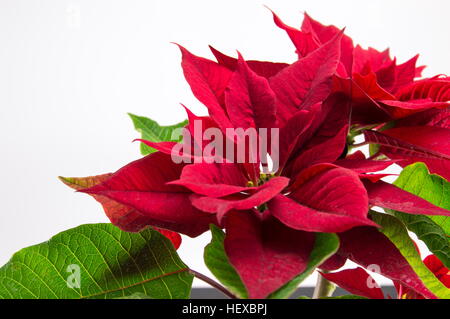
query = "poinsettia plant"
xmin=1 ymin=10 xmax=449 ymax=300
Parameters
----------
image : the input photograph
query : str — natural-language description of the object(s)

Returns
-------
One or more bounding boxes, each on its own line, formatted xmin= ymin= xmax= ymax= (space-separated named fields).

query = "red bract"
xmin=59 ymin=172 xmax=182 ymax=249
xmin=224 ymin=210 xmax=315 ymax=299
xmin=63 ymin=9 xmax=450 ymax=299
xmin=80 ymin=152 xmax=218 ymax=238
xmin=365 ymin=126 xmax=450 ymax=180
xmin=322 ymin=255 xmax=450 ymax=299
xmin=320 ymin=268 xmax=385 ymax=299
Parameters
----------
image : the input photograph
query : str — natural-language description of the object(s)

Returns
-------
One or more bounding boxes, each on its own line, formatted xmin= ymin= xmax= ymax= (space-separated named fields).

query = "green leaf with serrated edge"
xmin=392 ymin=163 xmax=450 ymax=268
xmin=392 ymin=212 xmax=450 ymax=269
xmin=268 ymin=233 xmax=340 ymax=299
xmin=370 ymin=212 xmax=450 ymax=299
xmin=204 ymin=225 xmax=248 ymax=299
xmin=0 ymin=224 xmax=193 ymax=299
xmin=128 ymin=113 xmax=188 ymax=156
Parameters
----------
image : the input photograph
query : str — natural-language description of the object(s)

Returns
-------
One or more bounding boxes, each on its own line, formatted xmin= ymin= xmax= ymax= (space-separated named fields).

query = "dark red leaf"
xmin=379 ymin=99 xmax=449 ymax=119
xmin=209 ymin=46 xmax=288 ymax=78
xmin=270 ymin=165 xmax=376 ymax=233
xmin=396 ymin=108 xmax=450 ymax=129
xmin=270 ymin=31 xmax=343 ymax=125
xmin=225 ymin=54 xmax=277 ymax=130
xmin=270 ymin=10 xmax=319 ymax=58
xmin=396 ymin=77 xmax=450 ymax=102
xmin=169 ymin=162 xmax=250 ymax=198
xmin=191 ymin=177 xmax=290 ymax=222
xmin=301 ymin=13 xmax=354 ymax=76
xmin=224 ymin=210 xmax=315 ymax=299
xmin=339 ymin=226 xmax=437 ymax=299
xmin=178 ymin=45 xmax=233 ymax=129
xmin=320 ymin=268 xmax=385 ymax=299
xmin=364 ymin=180 xmax=450 ymax=217
xmin=59 ymin=174 xmax=182 ymax=249
xmin=336 ymin=158 xmax=397 ymax=174
xmin=364 ymin=127 xmax=450 ymax=180
xmin=81 ymin=153 xmax=217 ymax=237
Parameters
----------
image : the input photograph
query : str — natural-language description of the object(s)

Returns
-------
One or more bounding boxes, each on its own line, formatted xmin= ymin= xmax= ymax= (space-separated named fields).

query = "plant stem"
xmin=189 ymin=269 xmax=238 ymax=299
xmin=313 ymin=272 xmax=336 ymax=299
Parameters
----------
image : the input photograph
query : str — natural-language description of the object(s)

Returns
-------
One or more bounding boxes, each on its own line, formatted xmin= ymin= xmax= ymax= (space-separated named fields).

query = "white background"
xmin=1 ymin=0 xmax=450 ymax=289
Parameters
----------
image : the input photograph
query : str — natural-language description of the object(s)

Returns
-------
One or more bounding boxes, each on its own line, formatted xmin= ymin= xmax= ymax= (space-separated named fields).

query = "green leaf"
xmin=392 ymin=163 xmax=450 ymax=268
xmin=268 ymin=233 xmax=340 ymax=299
xmin=128 ymin=113 xmax=188 ymax=156
xmin=204 ymin=225 xmax=248 ymax=299
xmin=370 ymin=212 xmax=450 ymax=299
xmin=0 ymin=224 xmax=193 ymax=299
xmin=116 ymin=292 xmax=153 ymax=299
xmin=369 ymin=143 xmax=381 ymax=158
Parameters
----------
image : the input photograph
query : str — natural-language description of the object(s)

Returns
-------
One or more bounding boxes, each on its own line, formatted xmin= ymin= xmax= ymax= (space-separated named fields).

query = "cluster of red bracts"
xmin=63 ymin=12 xmax=450 ymax=299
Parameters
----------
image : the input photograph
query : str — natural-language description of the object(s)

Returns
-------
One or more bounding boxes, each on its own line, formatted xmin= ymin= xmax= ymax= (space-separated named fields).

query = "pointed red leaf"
xmin=191 ymin=177 xmax=290 ymax=221
xmin=336 ymin=158 xmax=397 ymax=174
xmin=396 ymin=77 xmax=450 ymax=103
xmin=350 ymin=72 xmax=396 ymax=101
xmin=364 ymin=127 xmax=450 ymax=180
xmin=353 ymin=46 xmax=392 ymax=75
xmin=396 ymin=108 xmax=450 ymax=129
xmin=182 ymin=105 xmax=221 ymax=150
xmin=154 ymin=229 xmax=182 ymax=250
xmin=375 ymin=59 xmax=397 ymax=90
xmin=269 ymin=32 xmax=342 ymax=124
xmin=224 ymin=210 xmax=315 ymax=299
xmin=269 ymin=195 xmax=377 ymax=233
xmin=391 ymin=55 xmax=420 ymax=92
xmin=269 ymin=165 xmax=376 ymax=233
xmin=59 ymin=174 xmax=182 ymax=249
xmin=320 ymin=268 xmax=385 ymax=299
xmin=209 ymin=46 xmax=288 ymax=78
xmin=277 ymin=109 xmax=315 ymax=170
xmin=339 ymin=226 xmax=437 ymax=299
xmin=178 ymin=45 xmax=233 ymax=129
xmin=320 ymin=254 xmax=347 ymax=272
xmin=278 ymin=93 xmax=343 ymax=172
xmin=289 ymin=125 xmax=349 ymax=174
xmin=424 ymin=255 xmax=450 ymax=288
xmin=379 ymin=99 xmax=449 ymax=119
xmin=81 ymin=153 xmax=217 ymax=237
xmin=225 ymin=54 xmax=277 ymax=130
xmin=287 ymin=94 xmax=351 ymax=174
xmin=137 ymin=139 xmax=217 ymax=164
xmin=301 ymin=13 xmax=354 ymax=76
xmin=169 ymin=162 xmax=250 ymax=198
xmin=333 ymin=73 xmax=394 ymax=124
xmin=364 ymin=180 xmax=450 ymax=217
xmin=270 ymin=10 xmax=319 ymax=58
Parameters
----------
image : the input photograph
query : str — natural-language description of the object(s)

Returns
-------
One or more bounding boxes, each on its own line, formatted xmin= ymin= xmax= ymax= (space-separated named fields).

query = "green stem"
xmin=313 ymin=272 xmax=336 ymax=299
